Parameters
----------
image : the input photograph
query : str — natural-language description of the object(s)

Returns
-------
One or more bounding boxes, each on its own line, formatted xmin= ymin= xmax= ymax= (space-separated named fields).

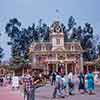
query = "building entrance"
xmin=67 ymin=63 xmax=75 ymax=74
xmin=48 ymin=64 xmax=56 ymax=74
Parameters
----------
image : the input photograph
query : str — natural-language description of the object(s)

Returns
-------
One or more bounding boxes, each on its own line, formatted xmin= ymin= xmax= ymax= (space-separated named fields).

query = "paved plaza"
xmin=0 ymin=86 xmax=23 ymax=100
xmin=0 ymin=83 xmax=100 ymax=100
xmin=35 ymin=84 xmax=100 ymax=100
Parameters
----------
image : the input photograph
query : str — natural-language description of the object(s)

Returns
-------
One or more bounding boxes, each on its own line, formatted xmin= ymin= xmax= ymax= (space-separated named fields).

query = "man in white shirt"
xmin=68 ymin=72 xmax=73 ymax=81
xmin=68 ymin=72 xmax=74 ymax=95
xmin=52 ymin=72 xmax=65 ymax=98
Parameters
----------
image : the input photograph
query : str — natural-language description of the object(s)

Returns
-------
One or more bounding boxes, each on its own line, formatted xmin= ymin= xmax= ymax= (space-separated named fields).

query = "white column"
xmin=65 ymin=63 xmax=68 ymax=75
xmin=47 ymin=63 xmax=49 ymax=75
xmin=44 ymin=64 xmax=46 ymax=74
xmin=56 ymin=63 xmax=58 ymax=72
xmin=80 ymin=54 xmax=83 ymax=71
xmin=56 ymin=54 xmax=58 ymax=72
xmin=75 ymin=63 xmax=77 ymax=74
xmin=33 ymin=54 xmax=36 ymax=64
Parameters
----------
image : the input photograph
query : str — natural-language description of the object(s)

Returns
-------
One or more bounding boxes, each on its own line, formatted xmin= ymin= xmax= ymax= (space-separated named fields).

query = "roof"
xmin=30 ymin=41 xmax=82 ymax=53
xmin=64 ymin=41 xmax=82 ymax=51
xmin=31 ymin=42 xmax=52 ymax=51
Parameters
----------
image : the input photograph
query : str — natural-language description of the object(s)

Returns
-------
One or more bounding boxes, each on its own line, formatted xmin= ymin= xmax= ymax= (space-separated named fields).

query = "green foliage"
xmin=5 ymin=17 xmax=98 ymax=67
xmin=97 ymin=43 xmax=100 ymax=57
xmin=67 ymin=16 xmax=76 ymax=31
xmin=66 ymin=16 xmax=96 ymax=61
xmin=0 ymin=47 xmax=3 ymax=63
xmin=0 ymin=33 xmax=4 ymax=63
xmin=61 ymin=23 xmax=68 ymax=42
xmin=5 ymin=18 xmax=22 ymax=65
xmin=35 ymin=19 xmax=50 ymax=42
xmin=5 ymin=18 xmax=50 ymax=67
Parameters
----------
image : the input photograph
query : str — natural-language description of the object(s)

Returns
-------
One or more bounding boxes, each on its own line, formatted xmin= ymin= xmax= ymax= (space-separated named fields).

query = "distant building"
xmin=29 ymin=21 xmax=83 ymax=74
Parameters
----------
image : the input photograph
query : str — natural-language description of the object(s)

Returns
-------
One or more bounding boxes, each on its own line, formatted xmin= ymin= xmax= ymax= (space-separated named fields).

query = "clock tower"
xmin=50 ymin=21 xmax=65 ymax=51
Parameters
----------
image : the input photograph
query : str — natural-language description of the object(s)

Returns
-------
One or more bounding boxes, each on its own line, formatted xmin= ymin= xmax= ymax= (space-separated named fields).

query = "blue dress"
xmin=87 ymin=73 xmax=94 ymax=91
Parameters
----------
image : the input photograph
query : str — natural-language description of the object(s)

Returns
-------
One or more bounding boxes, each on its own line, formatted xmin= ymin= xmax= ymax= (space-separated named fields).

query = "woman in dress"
xmin=78 ymin=72 xmax=85 ymax=93
xmin=87 ymin=70 xmax=95 ymax=95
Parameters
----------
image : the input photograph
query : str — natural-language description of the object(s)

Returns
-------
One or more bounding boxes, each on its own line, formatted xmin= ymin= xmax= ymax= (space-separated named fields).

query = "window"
xmin=56 ymin=39 xmax=60 ymax=44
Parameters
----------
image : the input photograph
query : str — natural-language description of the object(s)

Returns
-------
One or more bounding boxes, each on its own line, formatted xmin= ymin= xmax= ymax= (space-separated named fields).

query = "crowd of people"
xmin=0 ymin=68 xmax=99 ymax=100
xmin=0 ymin=74 xmax=12 ymax=87
xmin=50 ymin=68 xmax=97 ymax=99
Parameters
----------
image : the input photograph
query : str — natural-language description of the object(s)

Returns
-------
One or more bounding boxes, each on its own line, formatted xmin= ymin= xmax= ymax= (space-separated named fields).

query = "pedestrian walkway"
xmin=35 ymin=84 xmax=100 ymax=100
xmin=0 ymin=83 xmax=100 ymax=100
xmin=0 ymin=86 xmax=23 ymax=100
xmin=95 ymin=79 xmax=100 ymax=86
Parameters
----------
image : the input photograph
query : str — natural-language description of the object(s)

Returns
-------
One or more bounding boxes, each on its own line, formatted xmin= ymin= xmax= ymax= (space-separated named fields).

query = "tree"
xmin=97 ymin=43 xmax=100 ymax=57
xmin=5 ymin=18 xmax=21 ymax=40
xmin=67 ymin=17 xmax=97 ymax=61
xmin=42 ymin=23 xmax=50 ymax=42
xmin=5 ymin=18 xmax=22 ymax=66
xmin=27 ymin=23 xmax=38 ymax=42
xmin=80 ymin=23 xmax=97 ymax=61
xmin=0 ymin=48 xmax=3 ymax=63
xmin=0 ymin=33 xmax=4 ymax=63
xmin=67 ymin=16 xmax=76 ymax=32
xmin=70 ymin=27 xmax=77 ymax=40
xmin=35 ymin=19 xmax=50 ymax=42
xmin=5 ymin=17 xmax=98 ymax=65
xmin=61 ymin=23 xmax=68 ymax=42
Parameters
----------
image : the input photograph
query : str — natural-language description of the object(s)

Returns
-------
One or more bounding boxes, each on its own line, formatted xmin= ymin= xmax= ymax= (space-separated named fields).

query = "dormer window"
xmin=71 ymin=45 xmax=75 ymax=51
xmin=41 ymin=45 xmax=46 ymax=51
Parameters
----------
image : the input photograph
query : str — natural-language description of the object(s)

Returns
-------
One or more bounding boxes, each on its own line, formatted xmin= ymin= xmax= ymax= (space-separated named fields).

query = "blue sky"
xmin=0 ymin=0 xmax=100 ymax=61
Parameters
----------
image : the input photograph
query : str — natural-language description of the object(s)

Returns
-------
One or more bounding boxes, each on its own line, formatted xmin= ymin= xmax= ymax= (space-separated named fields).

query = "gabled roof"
xmin=30 ymin=41 xmax=82 ymax=53
xmin=32 ymin=42 xmax=52 ymax=51
xmin=64 ymin=41 xmax=82 ymax=51
xmin=52 ymin=47 xmax=65 ymax=51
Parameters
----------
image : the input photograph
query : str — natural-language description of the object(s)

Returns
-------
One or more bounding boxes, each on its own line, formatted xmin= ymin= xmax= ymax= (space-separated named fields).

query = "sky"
xmin=0 ymin=0 xmax=100 ymax=61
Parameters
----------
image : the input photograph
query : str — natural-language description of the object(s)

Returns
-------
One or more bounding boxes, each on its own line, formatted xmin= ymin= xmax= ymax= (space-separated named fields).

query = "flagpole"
xmin=55 ymin=9 xmax=60 ymax=21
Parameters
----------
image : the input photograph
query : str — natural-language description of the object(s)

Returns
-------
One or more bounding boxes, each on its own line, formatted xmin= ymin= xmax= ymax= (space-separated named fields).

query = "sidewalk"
xmin=35 ymin=83 xmax=100 ymax=100
xmin=0 ymin=86 xmax=23 ymax=100
xmin=0 ymin=83 xmax=100 ymax=100
xmin=95 ymin=79 xmax=100 ymax=86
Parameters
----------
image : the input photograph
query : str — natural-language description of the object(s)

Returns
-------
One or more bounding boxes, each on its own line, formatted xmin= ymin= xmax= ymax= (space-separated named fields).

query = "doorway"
xmin=48 ymin=64 xmax=56 ymax=75
xmin=67 ymin=63 xmax=75 ymax=74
